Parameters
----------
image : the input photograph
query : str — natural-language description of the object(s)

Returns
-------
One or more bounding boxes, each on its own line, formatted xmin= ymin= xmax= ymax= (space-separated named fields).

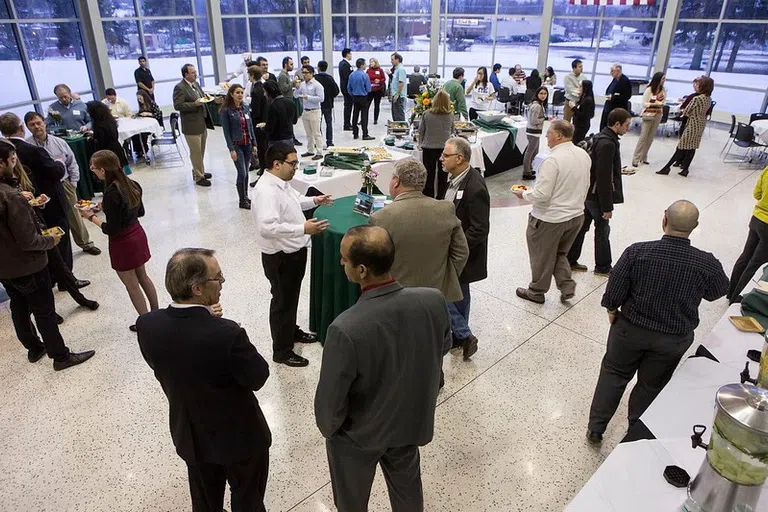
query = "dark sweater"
xmin=92 ymin=122 xmax=129 ymax=167
xmin=250 ymin=81 xmax=269 ymax=124
xmin=100 ymin=180 xmax=145 ymax=236
xmin=588 ymin=127 xmax=624 ymax=212
xmin=265 ymin=96 xmax=296 ymax=142
xmin=573 ymin=95 xmax=595 ymax=124
xmin=0 ymin=180 xmax=55 ymax=279
xmin=315 ymin=73 xmax=340 ymax=109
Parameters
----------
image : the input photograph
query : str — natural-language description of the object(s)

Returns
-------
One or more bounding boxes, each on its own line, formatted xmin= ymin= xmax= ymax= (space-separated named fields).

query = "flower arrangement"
xmin=47 ymin=108 xmax=62 ymax=125
xmin=361 ymin=160 xmax=378 ymax=195
xmin=409 ymin=78 xmax=444 ymax=123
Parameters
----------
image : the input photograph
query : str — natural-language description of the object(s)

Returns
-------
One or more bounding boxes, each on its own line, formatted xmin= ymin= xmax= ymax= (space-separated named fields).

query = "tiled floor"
xmin=0 ymin=101 xmax=761 ymax=512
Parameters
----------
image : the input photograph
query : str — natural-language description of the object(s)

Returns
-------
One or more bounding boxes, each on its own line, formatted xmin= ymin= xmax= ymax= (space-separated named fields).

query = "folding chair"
xmin=724 ymin=123 xmax=768 ymax=165
xmin=150 ymin=113 xmax=185 ymax=168
xmin=719 ymin=114 xmax=737 ymax=157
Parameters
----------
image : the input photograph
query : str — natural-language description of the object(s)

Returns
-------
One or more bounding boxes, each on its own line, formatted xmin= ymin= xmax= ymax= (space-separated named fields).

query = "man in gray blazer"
xmin=173 ymin=63 xmax=214 ymax=187
xmin=315 ymin=225 xmax=451 ymax=512
xmin=370 ymin=158 xmax=469 ymax=304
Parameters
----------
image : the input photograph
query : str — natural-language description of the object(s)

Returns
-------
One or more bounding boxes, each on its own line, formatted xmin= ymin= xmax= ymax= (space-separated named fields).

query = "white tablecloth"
xmin=290 ymin=149 xmax=412 ymax=198
xmin=117 ymin=118 xmax=163 ymax=144
xmin=753 ymin=119 xmax=768 ymax=145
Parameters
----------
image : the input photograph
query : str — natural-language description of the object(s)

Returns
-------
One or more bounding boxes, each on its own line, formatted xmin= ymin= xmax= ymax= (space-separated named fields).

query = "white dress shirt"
xmin=522 ymin=141 xmax=591 ymax=224
xmin=296 ymin=78 xmax=325 ymax=110
xmin=103 ymin=97 xmax=133 ymax=118
xmin=444 ymin=166 xmax=470 ymax=203
xmin=252 ymin=171 xmax=316 ymax=254
xmin=170 ymin=303 xmax=212 ymax=314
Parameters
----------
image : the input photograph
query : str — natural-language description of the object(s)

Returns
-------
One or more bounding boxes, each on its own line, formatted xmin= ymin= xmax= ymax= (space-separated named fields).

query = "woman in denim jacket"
xmin=220 ymin=84 xmax=257 ymax=209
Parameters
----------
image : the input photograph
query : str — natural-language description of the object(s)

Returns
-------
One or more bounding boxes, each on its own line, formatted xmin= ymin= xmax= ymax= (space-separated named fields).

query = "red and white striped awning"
xmin=569 ymin=0 xmax=654 ymax=4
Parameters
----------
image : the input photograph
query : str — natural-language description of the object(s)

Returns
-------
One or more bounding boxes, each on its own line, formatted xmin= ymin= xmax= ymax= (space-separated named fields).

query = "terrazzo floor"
xmin=0 ymin=100 xmax=762 ymax=512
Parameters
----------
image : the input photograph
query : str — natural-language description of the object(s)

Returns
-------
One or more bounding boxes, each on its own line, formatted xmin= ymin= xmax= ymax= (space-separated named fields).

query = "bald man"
xmin=586 ymin=201 xmax=729 ymax=443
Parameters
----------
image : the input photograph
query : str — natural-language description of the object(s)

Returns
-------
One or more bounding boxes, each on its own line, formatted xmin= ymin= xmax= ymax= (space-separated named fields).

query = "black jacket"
xmin=92 ymin=123 xmax=129 ymax=168
xmin=8 ymin=138 xmax=69 ymax=229
xmin=443 ymin=167 xmax=490 ymax=284
xmin=573 ymin=95 xmax=595 ymax=124
xmin=250 ymin=81 xmax=268 ymax=124
xmin=100 ymin=180 xmax=145 ymax=236
xmin=606 ymin=74 xmax=632 ymax=110
xmin=588 ymin=127 xmax=624 ymax=212
xmin=265 ymin=96 xmax=296 ymax=142
xmin=315 ymin=73 xmax=340 ymax=109
xmin=136 ymin=306 xmax=271 ymax=466
xmin=339 ymin=59 xmax=353 ymax=96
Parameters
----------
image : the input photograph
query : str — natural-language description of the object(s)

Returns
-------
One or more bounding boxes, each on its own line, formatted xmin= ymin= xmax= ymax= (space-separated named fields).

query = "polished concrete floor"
xmin=0 ymin=102 xmax=761 ymax=511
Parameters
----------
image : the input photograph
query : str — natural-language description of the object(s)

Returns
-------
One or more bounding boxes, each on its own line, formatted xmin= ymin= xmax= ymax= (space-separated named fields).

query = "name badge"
xmin=457 ymin=190 xmax=464 ymax=200
xmin=244 ymin=114 xmax=250 ymax=119
xmin=72 ymin=110 xmax=80 ymax=116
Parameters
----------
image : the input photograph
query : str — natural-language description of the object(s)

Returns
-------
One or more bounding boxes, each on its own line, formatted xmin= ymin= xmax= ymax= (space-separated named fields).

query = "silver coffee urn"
xmin=683 ymin=383 xmax=768 ymax=512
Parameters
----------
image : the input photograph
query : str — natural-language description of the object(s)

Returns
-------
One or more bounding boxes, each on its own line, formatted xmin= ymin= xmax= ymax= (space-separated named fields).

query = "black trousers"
xmin=261 ymin=248 xmax=307 ymax=360
xmin=321 ymin=106 xmax=334 ymax=146
xmin=469 ymin=108 xmax=480 ymax=121
xmin=572 ymin=118 xmax=590 ymax=145
xmin=254 ymin=129 xmax=269 ymax=172
xmin=588 ymin=314 xmax=693 ymax=433
xmin=47 ymin=245 xmax=91 ymax=307
xmin=326 ymin=435 xmax=423 ymax=512
xmin=368 ymin=89 xmax=384 ymax=123
xmin=2 ymin=268 xmax=70 ymax=361
xmin=662 ymin=147 xmax=696 ymax=172
xmin=351 ymin=96 xmax=371 ymax=137
xmin=729 ymin=215 xmax=768 ymax=301
xmin=567 ymin=199 xmax=612 ymax=272
xmin=186 ymin=451 xmax=269 ymax=512
xmin=421 ymin=148 xmax=447 ymax=199
xmin=45 ymin=213 xmax=73 ymax=271
xmin=342 ymin=92 xmax=353 ymax=128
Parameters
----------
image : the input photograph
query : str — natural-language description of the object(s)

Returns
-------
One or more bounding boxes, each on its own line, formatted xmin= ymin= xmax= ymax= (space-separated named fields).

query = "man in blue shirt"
xmin=45 ymin=84 xmax=90 ymax=132
xmin=389 ymin=53 xmax=407 ymax=122
xmin=490 ymin=63 xmax=502 ymax=92
xmin=347 ymin=58 xmax=374 ymax=141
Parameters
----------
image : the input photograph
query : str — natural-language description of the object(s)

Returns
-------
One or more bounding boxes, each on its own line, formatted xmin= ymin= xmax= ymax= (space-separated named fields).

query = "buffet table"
xmin=753 ymin=119 xmax=768 ymax=145
xmin=63 ymin=134 xmax=98 ymax=200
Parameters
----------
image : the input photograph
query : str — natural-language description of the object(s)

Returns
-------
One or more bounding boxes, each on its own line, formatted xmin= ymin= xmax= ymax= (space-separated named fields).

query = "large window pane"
xmin=400 ymin=0 xmax=430 ymax=14
xmin=596 ymin=20 xmax=657 ymax=79
xmin=398 ymin=17 xmax=430 ymax=65
xmin=349 ymin=0 xmax=394 ymax=13
xmin=499 ymin=0 xmax=544 ymax=16
xmin=247 ymin=0 xmax=296 ymax=15
xmin=332 ymin=17 xmax=346 ymax=51
xmin=709 ymin=23 xmax=768 ymax=90
xmin=446 ymin=0 xmax=495 ymax=15
xmin=98 ymin=0 xmax=136 ymax=17
xmin=104 ymin=21 xmax=143 ymax=87
xmin=142 ymin=20 xmax=197 ymax=82
xmin=300 ymin=17 xmax=322 ymax=51
xmin=667 ymin=21 xmax=717 ymax=83
xmin=332 ymin=0 xmax=345 ymax=14
xmin=21 ymin=23 xmax=92 ymax=98
xmin=0 ymin=25 xmax=33 ymax=105
xmin=549 ymin=18 xmax=599 ymax=77
xmin=220 ymin=0 xmax=245 ymax=14
xmin=553 ymin=0 xmax=598 ymax=17
xmin=14 ymin=0 xmax=77 ymax=19
xmin=725 ymin=0 xmax=768 ymax=19
xmin=494 ymin=17 xmax=541 ymax=70
xmin=223 ymin=18 xmax=248 ymax=54
xmin=139 ymin=0 xmax=192 ymax=16
xmin=298 ymin=0 xmax=320 ymax=14
xmin=250 ymin=18 xmax=297 ymax=54
xmin=679 ymin=0 xmax=723 ymax=19
xmin=0 ymin=1 xmax=9 ymax=18
xmin=602 ymin=2 xmax=663 ymax=18
xmin=350 ymin=17 xmax=395 ymax=52
xmin=440 ymin=17 xmax=494 ymax=72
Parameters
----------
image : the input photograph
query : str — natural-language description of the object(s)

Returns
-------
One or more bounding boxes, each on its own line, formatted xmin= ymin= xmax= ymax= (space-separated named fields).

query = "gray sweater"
xmin=526 ymin=102 xmax=545 ymax=134
xmin=418 ymin=111 xmax=454 ymax=149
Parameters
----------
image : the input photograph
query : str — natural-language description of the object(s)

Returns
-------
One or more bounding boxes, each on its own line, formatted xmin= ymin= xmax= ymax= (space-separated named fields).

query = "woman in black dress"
xmin=86 ymin=101 xmax=131 ymax=172
xmin=572 ymin=79 xmax=595 ymax=144
xmin=80 ymin=150 xmax=157 ymax=331
xmin=133 ymin=90 xmax=164 ymax=164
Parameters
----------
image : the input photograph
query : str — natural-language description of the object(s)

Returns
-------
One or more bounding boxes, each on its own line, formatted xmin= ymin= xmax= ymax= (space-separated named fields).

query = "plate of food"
xmin=511 ymin=184 xmax=529 ymax=192
xmin=199 ymin=94 xmax=216 ymax=103
xmin=388 ymin=121 xmax=409 ymax=130
xmin=366 ymin=148 xmax=392 ymax=162
xmin=454 ymin=121 xmax=475 ymax=130
xmin=42 ymin=226 xmax=65 ymax=237
xmin=329 ymin=146 xmax=364 ymax=155
xmin=75 ymin=199 xmax=98 ymax=211
xmin=28 ymin=194 xmax=50 ymax=207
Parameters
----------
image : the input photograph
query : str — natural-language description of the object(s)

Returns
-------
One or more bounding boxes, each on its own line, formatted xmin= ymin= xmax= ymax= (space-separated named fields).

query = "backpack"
xmin=577 ymin=132 xmax=600 ymax=157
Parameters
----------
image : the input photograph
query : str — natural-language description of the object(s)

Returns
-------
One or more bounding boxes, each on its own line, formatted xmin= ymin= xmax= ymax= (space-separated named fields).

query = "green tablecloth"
xmin=309 ymin=195 xmax=370 ymax=342
xmin=64 ymin=135 xmax=101 ymax=200
xmin=206 ymin=103 xmax=221 ymax=127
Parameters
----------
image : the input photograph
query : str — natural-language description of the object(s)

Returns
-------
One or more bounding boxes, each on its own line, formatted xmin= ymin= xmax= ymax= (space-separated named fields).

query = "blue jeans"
xmin=448 ymin=282 xmax=472 ymax=340
xmin=391 ymin=96 xmax=406 ymax=122
xmin=232 ymin=144 xmax=252 ymax=202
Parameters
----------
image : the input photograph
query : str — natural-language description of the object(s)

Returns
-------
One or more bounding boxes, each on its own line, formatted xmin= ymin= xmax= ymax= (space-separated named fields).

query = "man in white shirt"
xmin=252 ymin=142 xmax=333 ymax=367
xmin=296 ymin=65 xmax=325 ymax=160
xmin=102 ymin=88 xmax=133 ymax=118
xmin=563 ymin=59 xmax=585 ymax=123
xmin=512 ymin=120 xmax=591 ymax=304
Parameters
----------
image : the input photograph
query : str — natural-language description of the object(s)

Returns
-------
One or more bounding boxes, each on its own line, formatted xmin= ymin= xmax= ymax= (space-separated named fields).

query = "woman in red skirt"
xmin=80 ymin=150 xmax=158 ymax=331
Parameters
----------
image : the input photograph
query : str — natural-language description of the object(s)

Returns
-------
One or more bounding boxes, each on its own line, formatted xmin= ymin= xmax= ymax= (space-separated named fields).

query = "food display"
xmin=199 ymin=94 xmax=215 ymax=103
xmin=328 ymin=146 xmax=364 ymax=155
xmin=42 ymin=226 xmax=65 ymax=237
xmin=454 ymin=121 xmax=475 ymax=131
xmin=511 ymin=184 xmax=529 ymax=192
xmin=386 ymin=121 xmax=410 ymax=136
xmin=366 ymin=147 xmax=392 ymax=162
xmin=75 ymin=199 xmax=98 ymax=211
xmin=28 ymin=194 xmax=50 ymax=207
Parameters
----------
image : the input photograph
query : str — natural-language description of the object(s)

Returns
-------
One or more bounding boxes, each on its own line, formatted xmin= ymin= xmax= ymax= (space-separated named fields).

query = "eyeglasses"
xmin=283 ymin=160 xmax=299 ymax=168
xmin=207 ymin=273 xmax=225 ymax=284
xmin=441 ymin=152 xmax=460 ymax=159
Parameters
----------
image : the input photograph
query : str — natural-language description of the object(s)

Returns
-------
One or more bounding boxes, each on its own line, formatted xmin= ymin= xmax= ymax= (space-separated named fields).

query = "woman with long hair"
xmin=366 ymin=58 xmax=386 ymax=125
xmin=220 ymin=84 xmax=257 ymax=210
xmin=80 ymin=150 xmax=157 ymax=331
xmin=572 ymin=79 xmax=595 ymax=144
xmin=86 ymin=101 xmax=130 ymax=171
xmin=523 ymin=86 xmax=550 ymax=180
xmin=418 ymin=90 xmax=454 ymax=198
xmin=133 ymin=90 xmax=164 ymax=164
xmin=631 ymin=71 xmax=666 ymax=169
xmin=466 ymin=66 xmax=496 ymax=120
xmin=542 ymin=66 xmax=557 ymax=86
xmin=526 ymin=69 xmax=542 ymax=92
xmin=657 ymin=76 xmax=714 ymax=177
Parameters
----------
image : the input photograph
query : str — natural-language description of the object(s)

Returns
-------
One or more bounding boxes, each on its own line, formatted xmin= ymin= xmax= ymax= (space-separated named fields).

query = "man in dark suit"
xmin=439 ymin=137 xmax=490 ymax=361
xmin=137 ymin=248 xmax=271 ymax=511
xmin=315 ymin=225 xmax=451 ymax=512
xmin=338 ymin=48 xmax=353 ymax=131
xmin=173 ymin=63 xmax=215 ymax=187
xmin=0 ymin=112 xmax=74 ymax=271
xmin=599 ymin=63 xmax=632 ymax=130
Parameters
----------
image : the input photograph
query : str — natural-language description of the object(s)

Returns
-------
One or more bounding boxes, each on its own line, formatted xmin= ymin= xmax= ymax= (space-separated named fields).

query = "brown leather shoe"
xmin=462 ymin=335 xmax=478 ymax=361
xmin=516 ymin=287 xmax=544 ymax=304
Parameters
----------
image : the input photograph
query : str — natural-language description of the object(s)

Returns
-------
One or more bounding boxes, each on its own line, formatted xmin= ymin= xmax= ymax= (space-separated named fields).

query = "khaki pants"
xmin=184 ymin=130 xmax=208 ymax=182
xmin=61 ymin=179 xmax=94 ymax=249
xmin=302 ymin=109 xmax=323 ymax=154
xmin=526 ymin=214 xmax=584 ymax=300
xmin=563 ymin=100 xmax=574 ymax=122
xmin=632 ymin=115 xmax=663 ymax=166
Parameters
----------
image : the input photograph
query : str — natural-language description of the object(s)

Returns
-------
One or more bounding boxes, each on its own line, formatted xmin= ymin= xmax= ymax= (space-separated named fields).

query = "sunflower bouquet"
xmin=409 ymin=78 xmax=443 ymax=123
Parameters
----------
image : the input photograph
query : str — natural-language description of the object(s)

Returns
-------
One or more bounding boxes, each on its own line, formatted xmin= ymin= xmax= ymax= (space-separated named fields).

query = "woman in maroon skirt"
xmin=80 ymin=150 xmax=158 ymax=331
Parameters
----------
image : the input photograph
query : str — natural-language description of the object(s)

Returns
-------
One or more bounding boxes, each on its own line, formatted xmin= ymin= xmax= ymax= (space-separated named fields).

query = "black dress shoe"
xmin=301 ymin=152 xmax=314 ymax=158
xmin=53 ymin=350 xmax=96 ymax=371
xmin=516 ymin=287 xmax=545 ymax=304
xmin=196 ymin=178 xmax=212 ymax=187
xmin=204 ymin=172 xmax=213 ymax=179
xmin=239 ymin=201 xmax=251 ymax=210
xmin=353 ymin=134 xmax=359 ymax=140
xmin=56 ymin=313 xmax=64 ymax=325
xmin=74 ymin=279 xmax=90 ymax=289
xmin=273 ymin=352 xmax=309 ymax=367
xmin=296 ymin=331 xmax=318 ymax=343
xmin=587 ymin=430 xmax=603 ymax=444
xmin=656 ymin=168 xmax=670 ymax=175
xmin=28 ymin=347 xmax=46 ymax=363
xmin=642 ymin=160 xmax=650 ymax=165
xmin=82 ymin=246 xmax=101 ymax=255
xmin=678 ymin=169 xmax=689 ymax=177
xmin=462 ymin=335 xmax=478 ymax=361
xmin=362 ymin=135 xmax=375 ymax=141
xmin=80 ymin=300 xmax=99 ymax=311
xmin=294 ymin=139 xmax=303 ymax=146
xmin=129 ymin=324 xmax=137 ymax=333
xmin=521 ymin=174 xmax=536 ymax=180
xmin=673 ymin=161 xmax=681 ymax=168
xmin=343 ymin=126 xmax=353 ymax=131
xmin=250 ymin=179 xmax=259 ymax=188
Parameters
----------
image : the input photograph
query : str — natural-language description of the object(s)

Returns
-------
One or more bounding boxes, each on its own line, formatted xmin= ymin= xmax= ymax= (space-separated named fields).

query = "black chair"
xmin=551 ymin=90 xmax=565 ymax=118
xmin=150 ymin=113 xmax=184 ymax=168
xmin=720 ymin=114 xmax=737 ymax=157
xmin=724 ymin=123 xmax=768 ymax=165
xmin=750 ymin=113 xmax=768 ymax=124
xmin=705 ymin=100 xmax=716 ymax=137
xmin=658 ymin=105 xmax=671 ymax=136
xmin=496 ymin=86 xmax=511 ymax=113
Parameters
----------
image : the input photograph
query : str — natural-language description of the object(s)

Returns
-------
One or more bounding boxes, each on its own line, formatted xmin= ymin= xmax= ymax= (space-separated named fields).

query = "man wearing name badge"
xmin=135 ymin=56 xmax=155 ymax=100
xmin=389 ymin=53 xmax=408 ymax=122
xmin=173 ymin=63 xmax=215 ymax=188
xmin=315 ymin=225 xmax=451 ymax=512
xmin=296 ymin=65 xmax=325 ymax=161
xmin=563 ymin=59 xmax=585 ymax=123
xmin=252 ymin=142 xmax=333 ymax=368
xmin=46 ymin=84 xmax=90 ymax=132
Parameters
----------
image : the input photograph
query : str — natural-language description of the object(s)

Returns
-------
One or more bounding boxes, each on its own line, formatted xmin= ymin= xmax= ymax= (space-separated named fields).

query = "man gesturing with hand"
xmin=252 ymin=142 xmax=333 ymax=367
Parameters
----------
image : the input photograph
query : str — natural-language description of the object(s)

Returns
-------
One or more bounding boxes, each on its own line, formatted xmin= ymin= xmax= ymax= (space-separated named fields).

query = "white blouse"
xmin=469 ymin=82 xmax=496 ymax=111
